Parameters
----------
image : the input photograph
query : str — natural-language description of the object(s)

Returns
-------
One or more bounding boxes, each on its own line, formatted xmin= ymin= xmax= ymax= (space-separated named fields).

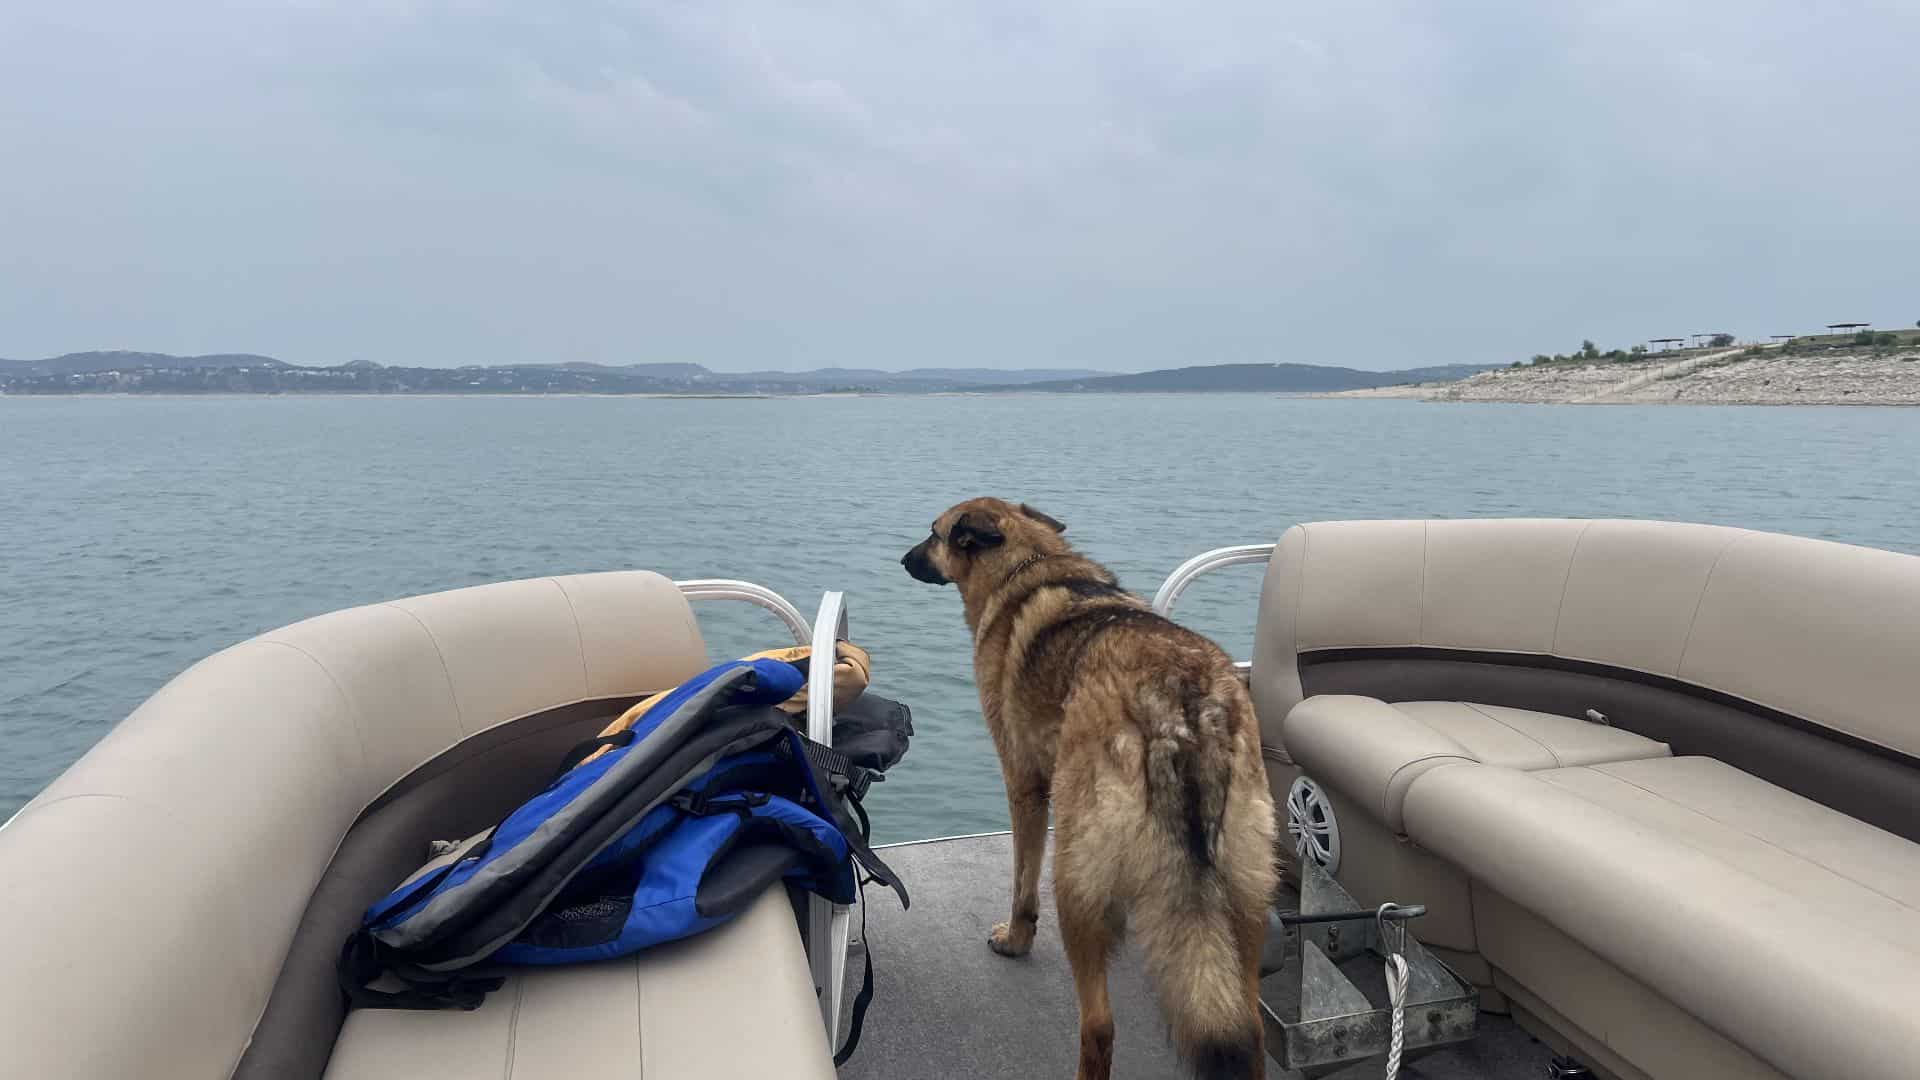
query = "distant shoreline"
xmin=0 ymin=351 xmax=1493 ymax=395
xmin=1312 ymin=393 xmax=1919 ymax=408
xmin=10 ymin=349 xmax=1920 ymax=408
xmin=1315 ymin=345 xmax=1920 ymax=407
xmin=4 ymin=387 xmax=1917 ymax=405
xmin=0 ymin=391 xmax=776 ymax=400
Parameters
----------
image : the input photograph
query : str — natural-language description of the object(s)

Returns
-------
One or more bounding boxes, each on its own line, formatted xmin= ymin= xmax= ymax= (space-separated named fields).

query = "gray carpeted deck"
xmin=838 ymin=832 xmax=1555 ymax=1080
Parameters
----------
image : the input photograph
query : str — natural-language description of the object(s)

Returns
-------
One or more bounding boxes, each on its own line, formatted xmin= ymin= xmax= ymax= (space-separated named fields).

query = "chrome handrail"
xmin=806 ymin=591 xmax=847 ymax=751
xmin=805 ymin=591 xmax=854 ymax=1050
xmin=1151 ymin=543 xmax=1276 ymax=615
xmin=1152 ymin=544 xmax=1276 ymax=674
xmin=673 ymin=578 xmax=811 ymax=644
xmin=676 ymin=580 xmax=854 ymax=1045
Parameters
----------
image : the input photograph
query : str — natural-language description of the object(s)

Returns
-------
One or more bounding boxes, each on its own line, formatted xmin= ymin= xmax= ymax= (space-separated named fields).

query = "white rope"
xmin=1384 ymin=951 xmax=1409 ymax=1080
xmin=1377 ymin=901 xmax=1411 ymax=1080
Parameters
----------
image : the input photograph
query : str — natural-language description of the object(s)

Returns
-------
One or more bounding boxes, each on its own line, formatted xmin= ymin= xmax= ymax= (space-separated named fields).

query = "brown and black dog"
xmin=902 ymin=497 xmax=1277 ymax=1080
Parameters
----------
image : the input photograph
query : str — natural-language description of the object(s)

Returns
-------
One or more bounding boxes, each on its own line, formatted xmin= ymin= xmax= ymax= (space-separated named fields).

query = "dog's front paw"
xmin=988 ymin=921 xmax=1033 ymax=958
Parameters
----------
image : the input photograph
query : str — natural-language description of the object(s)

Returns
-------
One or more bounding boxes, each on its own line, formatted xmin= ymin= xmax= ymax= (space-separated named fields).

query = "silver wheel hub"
xmin=1286 ymin=775 xmax=1341 ymax=873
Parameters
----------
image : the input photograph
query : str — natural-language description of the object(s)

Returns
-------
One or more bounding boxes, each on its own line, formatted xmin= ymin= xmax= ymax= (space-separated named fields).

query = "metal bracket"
xmin=1261 ymin=859 xmax=1479 ymax=1075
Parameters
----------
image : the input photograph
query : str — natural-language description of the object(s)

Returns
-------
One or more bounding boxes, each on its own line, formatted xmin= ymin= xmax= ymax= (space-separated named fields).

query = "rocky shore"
xmin=1335 ymin=347 xmax=1920 ymax=405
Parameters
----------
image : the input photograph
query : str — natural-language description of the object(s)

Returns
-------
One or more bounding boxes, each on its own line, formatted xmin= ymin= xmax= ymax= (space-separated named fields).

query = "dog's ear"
xmin=950 ymin=511 xmax=1005 ymax=551
xmin=1018 ymin=503 xmax=1067 ymax=534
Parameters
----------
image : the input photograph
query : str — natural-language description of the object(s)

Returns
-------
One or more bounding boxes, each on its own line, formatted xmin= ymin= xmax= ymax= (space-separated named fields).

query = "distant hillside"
xmin=0 ymin=350 xmax=1123 ymax=394
xmin=1008 ymin=362 xmax=1493 ymax=393
xmin=2 ymin=352 xmax=1116 ymax=383
xmin=12 ymin=351 xmax=291 ymax=376
xmin=1 ymin=349 xmax=1496 ymax=395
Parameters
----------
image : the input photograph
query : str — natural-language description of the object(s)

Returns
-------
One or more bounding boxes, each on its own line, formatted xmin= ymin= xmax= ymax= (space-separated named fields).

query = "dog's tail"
xmin=1143 ymin=891 xmax=1263 ymax=1078
xmin=1135 ymin=671 xmax=1274 ymax=1078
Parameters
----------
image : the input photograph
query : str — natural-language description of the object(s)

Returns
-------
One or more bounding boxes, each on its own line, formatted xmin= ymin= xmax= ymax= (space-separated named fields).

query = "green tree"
xmin=1709 ymin=333 xmax=1735 ymax=347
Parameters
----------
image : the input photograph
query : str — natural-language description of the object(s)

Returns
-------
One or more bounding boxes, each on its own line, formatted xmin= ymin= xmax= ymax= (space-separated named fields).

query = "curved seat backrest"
xmin=1252 ymin=519 xmax=1920 ymax=838
xmin=0 ymin=571 xmax=707 ymax=1080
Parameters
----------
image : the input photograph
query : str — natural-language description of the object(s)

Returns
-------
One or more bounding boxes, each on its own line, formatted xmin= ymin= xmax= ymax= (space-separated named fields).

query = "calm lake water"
xmin=3 ymin=395 xmax=1916 ymax=841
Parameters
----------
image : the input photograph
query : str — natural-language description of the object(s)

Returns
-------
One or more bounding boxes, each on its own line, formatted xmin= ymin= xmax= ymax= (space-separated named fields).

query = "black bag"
xmin=833 ymin=693 xmax=913 ymax=773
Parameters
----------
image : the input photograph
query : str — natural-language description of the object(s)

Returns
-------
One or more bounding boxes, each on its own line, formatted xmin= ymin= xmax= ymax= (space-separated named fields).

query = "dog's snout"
xmin=901 ymin=538 xmax=950 ymax=585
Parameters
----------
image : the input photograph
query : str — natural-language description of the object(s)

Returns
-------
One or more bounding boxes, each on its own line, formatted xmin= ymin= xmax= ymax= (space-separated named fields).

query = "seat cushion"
xmin=1283 ymin=695 xmax=1667 ymax=830
xmin=1392 ymin=701 xmax=1670 ymax=772
xmin=1403 ymin=757 xmax=1920 ymax=1080
xmin=323 ymin=885 xmax=835 ymax=1080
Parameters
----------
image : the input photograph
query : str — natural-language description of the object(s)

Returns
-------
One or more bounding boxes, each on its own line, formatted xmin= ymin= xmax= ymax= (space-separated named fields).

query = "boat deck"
xmin=838 ymin=832 xmax=1552 ymax=1079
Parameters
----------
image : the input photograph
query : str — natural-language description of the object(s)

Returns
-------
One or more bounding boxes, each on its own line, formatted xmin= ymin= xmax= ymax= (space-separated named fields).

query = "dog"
xmin=902 ymin=498 xmax=1277 ymax=1080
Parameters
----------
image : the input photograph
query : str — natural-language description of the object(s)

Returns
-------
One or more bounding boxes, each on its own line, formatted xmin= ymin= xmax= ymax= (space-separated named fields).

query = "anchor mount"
xmin=1259 ymin=859 xmax=1480 ymax=1075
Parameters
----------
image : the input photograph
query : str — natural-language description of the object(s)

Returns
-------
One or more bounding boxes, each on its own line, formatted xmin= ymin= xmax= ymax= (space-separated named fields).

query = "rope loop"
xmin=1378 ymin=902 xmax=1411 ymax=1080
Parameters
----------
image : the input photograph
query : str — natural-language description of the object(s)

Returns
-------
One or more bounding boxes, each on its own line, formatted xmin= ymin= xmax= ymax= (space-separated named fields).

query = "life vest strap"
xmin=787 ymin=730 xmax=910 ymax=911
xmin=834 ymin=878 xmax=878 ymax=1066
xmin=338 ymin=931 xmax=504 ymax=1012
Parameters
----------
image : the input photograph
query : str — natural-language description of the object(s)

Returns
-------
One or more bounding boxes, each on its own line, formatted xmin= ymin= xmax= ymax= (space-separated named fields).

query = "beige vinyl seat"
xmin=1284 ymin=695 xmax=1670 ymax=832
xmin=1241 ymin=519 xmax=1920 ymax=1080
xmin=0 ymin=572 xmax=835 ymax=1080
xmin=1407 ymin=756 xmax=1919 ymax=1080
xmin=325 ymin=885 xmax=828 ymax=1080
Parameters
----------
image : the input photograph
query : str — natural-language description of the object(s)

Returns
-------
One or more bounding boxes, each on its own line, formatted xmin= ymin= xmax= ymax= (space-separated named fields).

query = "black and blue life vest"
xmin=339 ymin=656 xmax=907 ymax=1062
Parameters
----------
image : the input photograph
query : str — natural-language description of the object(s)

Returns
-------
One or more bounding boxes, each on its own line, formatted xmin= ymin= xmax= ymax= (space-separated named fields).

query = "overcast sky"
xmin=2 ymin=2 xmax=1915 ymax=372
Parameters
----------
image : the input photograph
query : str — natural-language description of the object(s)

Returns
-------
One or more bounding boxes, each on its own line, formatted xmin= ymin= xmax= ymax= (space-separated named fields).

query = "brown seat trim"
xmin=1298 ymin=646 xmax=1920 ymax=843
xmin=233 ymin=694 xmax=642 ymax=1080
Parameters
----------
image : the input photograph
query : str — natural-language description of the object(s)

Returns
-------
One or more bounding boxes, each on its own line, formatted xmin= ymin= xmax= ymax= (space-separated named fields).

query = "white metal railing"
xmin=1151 ymin=543 xmax=1276 ymax=616
xmin=676 ymin=579 xmax=853 ymax=1049
xmin=805 ymin=591 xmax=855 ymax=1051
xmin=1151 ymin=544 xmax=1276 ymax=673
xmin=673 ymin=579 xmax=811 ymax=644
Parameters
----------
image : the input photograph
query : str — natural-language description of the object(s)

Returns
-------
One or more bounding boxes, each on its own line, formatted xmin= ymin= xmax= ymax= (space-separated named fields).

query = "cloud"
xmin=2 ymin=0 xmax=1916 ymax=369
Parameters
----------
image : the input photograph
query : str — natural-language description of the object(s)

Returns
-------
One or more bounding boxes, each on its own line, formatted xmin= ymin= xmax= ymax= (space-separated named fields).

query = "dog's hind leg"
xmin=990 ymin=781 xmax=1048 ymax=957
xmin=1053 ymin=744 xmax=1129 ymax=1080
xmin=1056 ymin=861 xmax=1120 ymax=1080
xmin=1232 ymin=902 xmax=1268 ymax=1077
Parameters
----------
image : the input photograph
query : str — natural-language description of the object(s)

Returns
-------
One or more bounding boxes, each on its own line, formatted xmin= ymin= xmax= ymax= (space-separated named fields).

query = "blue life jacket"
xmin=339 ymin=656 xmax=907 ymax=1063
